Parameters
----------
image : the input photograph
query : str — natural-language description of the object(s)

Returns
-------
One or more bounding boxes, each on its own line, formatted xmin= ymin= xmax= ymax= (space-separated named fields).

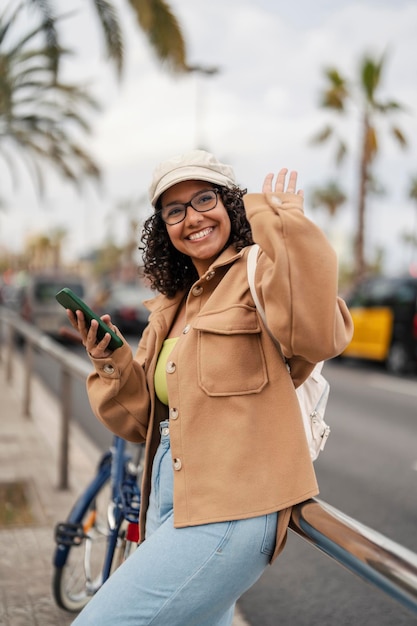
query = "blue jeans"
xmin=72 ymin=421 xmax=278 ymax=626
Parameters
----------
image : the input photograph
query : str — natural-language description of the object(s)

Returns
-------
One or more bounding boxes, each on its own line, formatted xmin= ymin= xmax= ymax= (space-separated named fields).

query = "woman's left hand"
xmin=262 ymin=168 xmax=304 ymax=197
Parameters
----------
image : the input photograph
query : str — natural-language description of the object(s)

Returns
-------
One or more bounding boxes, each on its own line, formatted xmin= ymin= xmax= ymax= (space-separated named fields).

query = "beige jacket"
xmin=87 ymin=191 xmax=353 ymax=561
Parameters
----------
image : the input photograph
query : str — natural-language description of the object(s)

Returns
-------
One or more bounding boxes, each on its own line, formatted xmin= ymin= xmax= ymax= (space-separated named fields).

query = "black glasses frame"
xmin=158 ymin=188 xmax=220 ymax=225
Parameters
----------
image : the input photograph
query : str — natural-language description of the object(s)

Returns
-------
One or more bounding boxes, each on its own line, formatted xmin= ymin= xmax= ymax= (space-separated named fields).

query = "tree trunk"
xmin=355 ymin=115 xmax=370 ymax=282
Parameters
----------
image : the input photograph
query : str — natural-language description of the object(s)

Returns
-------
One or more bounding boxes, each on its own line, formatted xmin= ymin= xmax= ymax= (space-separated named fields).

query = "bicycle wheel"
xmin=53 ymin=476 xmax=119 ymax=612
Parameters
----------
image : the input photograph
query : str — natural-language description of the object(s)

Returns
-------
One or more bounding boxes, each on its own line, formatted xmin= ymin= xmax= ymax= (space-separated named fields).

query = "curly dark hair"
xmin=140 ymin=185 xmax=253 ymax=297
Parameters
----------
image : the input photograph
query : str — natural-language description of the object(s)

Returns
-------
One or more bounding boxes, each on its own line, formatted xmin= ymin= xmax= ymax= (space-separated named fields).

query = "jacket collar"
xmin=210 ymin=244 xmax=244 ymax=270
xmin=144 ymin=245 xmax=245 ymax=314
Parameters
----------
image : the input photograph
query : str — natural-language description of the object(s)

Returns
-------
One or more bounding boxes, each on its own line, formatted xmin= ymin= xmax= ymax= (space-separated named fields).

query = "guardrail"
xmin=1 ymin=305 xmax=417 ymax=616
xmin=0 ymin=306 xmax=91 ymax=490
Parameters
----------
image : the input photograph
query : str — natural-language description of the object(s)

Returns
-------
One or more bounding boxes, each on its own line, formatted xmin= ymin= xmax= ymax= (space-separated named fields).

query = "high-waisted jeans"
xmin=72 ymin=421 xmax=278 ymax=626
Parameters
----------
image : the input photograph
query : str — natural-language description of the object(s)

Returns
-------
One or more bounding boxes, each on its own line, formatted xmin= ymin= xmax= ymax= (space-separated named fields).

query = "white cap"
xmin=149 ymin=150 xmax=236 ymax=207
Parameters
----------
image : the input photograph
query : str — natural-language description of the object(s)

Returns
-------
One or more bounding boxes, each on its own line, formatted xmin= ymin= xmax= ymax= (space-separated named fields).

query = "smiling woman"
xmin=68 ymin=148 xmax=353 ymax=626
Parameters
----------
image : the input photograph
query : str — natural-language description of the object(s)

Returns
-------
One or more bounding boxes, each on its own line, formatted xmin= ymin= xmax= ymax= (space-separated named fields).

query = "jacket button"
xmin=102 ymin=364 xmax=115 ymax=374
xmin=173 ymin=458 xmax=182 ymax=471
xmin=205 ymin=270 xmax=215 ymax=281
xmin=166 ymin=361 xmax=176 ymax=374
xmin=183 ymin=324 xmax=191 ymax=334
xmin=170 ymin=408 xmax=179 ymax=420
xmin=191 ymin=285 xmax=203 ymax=296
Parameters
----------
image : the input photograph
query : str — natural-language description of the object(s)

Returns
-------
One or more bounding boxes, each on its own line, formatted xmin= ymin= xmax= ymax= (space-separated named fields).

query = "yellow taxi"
xmin=343 ymin=275 xmax=417 ymax=373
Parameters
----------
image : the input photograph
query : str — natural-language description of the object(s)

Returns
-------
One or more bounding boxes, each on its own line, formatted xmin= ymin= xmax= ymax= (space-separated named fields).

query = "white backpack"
xmin=247 ymin=245 xmax=330 ymax=461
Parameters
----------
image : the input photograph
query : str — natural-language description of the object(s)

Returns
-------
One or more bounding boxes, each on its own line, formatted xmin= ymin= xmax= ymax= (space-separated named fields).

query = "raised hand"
xmin=262 ymin=168 xmax=304 ymax=196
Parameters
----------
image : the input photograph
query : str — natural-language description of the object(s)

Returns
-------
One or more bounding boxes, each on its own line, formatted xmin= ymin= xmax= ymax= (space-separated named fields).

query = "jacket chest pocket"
xmin=193 ymin=306 xmax=268 ymax=396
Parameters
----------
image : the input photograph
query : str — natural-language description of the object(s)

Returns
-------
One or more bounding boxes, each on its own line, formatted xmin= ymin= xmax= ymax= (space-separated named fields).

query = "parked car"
xmin=19 ymin=272 xmax=87 ymax=340
xmin=102 ymin=283 xmax=154 ymax=336
xmin=342 ymin=275 xmax=417 ymax=373
xmin=0 ymin=283 xmax=24 ymax=312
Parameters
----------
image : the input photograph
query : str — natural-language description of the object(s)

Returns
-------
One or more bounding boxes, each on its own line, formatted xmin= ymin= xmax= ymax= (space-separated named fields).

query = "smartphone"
xmin=55 ymin=287 xmax=123 ymax=351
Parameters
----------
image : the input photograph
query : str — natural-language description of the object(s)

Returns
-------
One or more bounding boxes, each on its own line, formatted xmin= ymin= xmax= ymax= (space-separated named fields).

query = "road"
xmin=34 ymin=343 xmax=417 ymax=625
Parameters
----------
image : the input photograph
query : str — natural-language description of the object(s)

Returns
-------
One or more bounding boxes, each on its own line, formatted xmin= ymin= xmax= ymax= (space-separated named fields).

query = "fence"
xmin=0 ymin=307 xmax=91 ymax=490
xmin=1 ymin=305 xmax=417 ymax=616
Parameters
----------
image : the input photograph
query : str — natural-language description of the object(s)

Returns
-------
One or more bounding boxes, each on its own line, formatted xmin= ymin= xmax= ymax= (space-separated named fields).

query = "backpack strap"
xmin=246 ymin=244 xmax=288 ymax=369
xmin=247 ymin=244 xmax=263 ymax=316
xmin=246 ymin=246 xmax=330 ymax=460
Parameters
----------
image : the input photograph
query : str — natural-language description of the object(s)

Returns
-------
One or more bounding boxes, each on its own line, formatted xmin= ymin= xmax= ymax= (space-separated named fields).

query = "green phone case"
xmin=55 ymin=287 xmax=123 ymax=351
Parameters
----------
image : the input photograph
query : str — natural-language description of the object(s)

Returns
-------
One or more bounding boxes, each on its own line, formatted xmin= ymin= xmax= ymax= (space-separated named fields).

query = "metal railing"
xmin=0 ymin=306 xmax=91 ymax=489
xmin=1 ymin=305 xmax=417 ymax=616
xmin=291 ymin=499 xmax=417 ymax=615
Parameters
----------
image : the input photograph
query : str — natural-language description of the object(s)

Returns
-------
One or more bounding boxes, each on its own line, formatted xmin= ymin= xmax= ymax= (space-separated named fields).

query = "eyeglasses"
xmin=158 ymin=188 xmax=219 ymax=225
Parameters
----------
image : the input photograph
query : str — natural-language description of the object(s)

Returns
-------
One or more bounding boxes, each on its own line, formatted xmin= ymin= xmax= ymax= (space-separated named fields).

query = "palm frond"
xmin=310 ymin=180 xmax=347 ymax=216
xmin=5 ymin=16 xmax=61 ymax=75
xmin=0 ymin=3 xmax=23 ymax=47
xmin=129 ymin=0 xmax=188 ymax=73
xmin=335 ymin=140 xmax=347 ymax=166
xmin=92 ymin=0 xmax=124 ymax=76
xmin=25 ymin=0 xmax=58 ymax=54
xmin=319 ymin=68 xmax=349 ymax=111
xmin=360 ymin=56 xmax=382 ymax=103
xmin=0 ymin=6 xmax=101 ymax=196
xmin=7 ymin=131 xmax=46 ymax=194
xmin=375 ymin=100 xmax=402 ymax=113
xmin=309 ymin=125 xmax=334 ymax=145
xmin=408 ymin=176 xmax=417 ymax=201
xmin=391 ymin=126 xmax=407 ymax=149
xmin=0 ymin=141 xmax=21 ymax=189
xmin=52 ymin=82 xmax=101 ymax=110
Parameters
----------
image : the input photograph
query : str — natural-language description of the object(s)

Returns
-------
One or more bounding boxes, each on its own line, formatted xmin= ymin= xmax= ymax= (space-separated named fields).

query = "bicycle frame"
xmin=53 ymin=435 xmax=142 ymax=585
xmin=103 ymin=436 xmax=141 ymax=580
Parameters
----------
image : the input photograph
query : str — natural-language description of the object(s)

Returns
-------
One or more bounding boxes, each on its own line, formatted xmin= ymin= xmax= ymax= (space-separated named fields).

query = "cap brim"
xmin=151 ymin=166 xmax=235 ymax=206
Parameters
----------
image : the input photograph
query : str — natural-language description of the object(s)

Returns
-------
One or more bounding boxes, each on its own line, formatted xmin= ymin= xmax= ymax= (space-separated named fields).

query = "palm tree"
xmin=310 ymin=180 xmax=348 ymax=270
xmin=310 ymin=180 xmax=347 ymax=218
xmin=26 ymin=232 xmax=53 ymax=269
xmin=0 ymin=3 xmax=101 ymax=194
xmin=27 ymin=0 xmax=189 ymax=77
xmin=311 ymin=52 xmax=408 ymax=281
xmin=49 ymin=225 xmax=67 ymax=269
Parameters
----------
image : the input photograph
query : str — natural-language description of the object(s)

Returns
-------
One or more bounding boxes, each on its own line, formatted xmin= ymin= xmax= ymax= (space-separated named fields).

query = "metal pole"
xmin=58 ymin=367 xmax=72 ymax=490
xmin=23 ymin=338 xmax=33 ymax=418
xmin=0 ymin=313 xmax=4 ymax=364
xmin=187 ymin=64 xmax=219 ymax=150
xmin=6 ymin=321 xmax=14 ymax=383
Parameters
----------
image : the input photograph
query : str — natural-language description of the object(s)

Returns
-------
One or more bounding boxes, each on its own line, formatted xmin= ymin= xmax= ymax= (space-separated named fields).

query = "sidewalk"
xmin=0 ymin=354 xmax=102 ymax=626
xmin=0 ymin=352 xmax=249 ymax=626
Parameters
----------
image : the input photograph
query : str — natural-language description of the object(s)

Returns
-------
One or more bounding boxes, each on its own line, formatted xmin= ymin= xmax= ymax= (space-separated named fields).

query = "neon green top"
xmin=154 ymin=337 xmax=178 ymax=405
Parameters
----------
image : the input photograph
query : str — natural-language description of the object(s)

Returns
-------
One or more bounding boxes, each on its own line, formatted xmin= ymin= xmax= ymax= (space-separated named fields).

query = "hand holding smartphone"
xmin=55 ymin=288 xmax=123 ymax=351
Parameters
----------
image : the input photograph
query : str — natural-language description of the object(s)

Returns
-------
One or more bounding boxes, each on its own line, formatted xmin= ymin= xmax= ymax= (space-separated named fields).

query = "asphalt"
xmin=0 ymin=351 xmax=248 ymax=626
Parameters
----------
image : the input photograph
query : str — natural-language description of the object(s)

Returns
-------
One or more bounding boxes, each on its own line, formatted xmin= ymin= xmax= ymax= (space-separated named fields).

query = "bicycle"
xmin=52 ymin=434 xmax=144 ymax=612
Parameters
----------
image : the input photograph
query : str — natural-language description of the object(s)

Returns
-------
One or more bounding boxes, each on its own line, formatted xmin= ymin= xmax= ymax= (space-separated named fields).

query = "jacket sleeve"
xmin=243 ymin=192 xmax=353 ymax=368
xmin=85 ymin=327 xmax=151 ymax=442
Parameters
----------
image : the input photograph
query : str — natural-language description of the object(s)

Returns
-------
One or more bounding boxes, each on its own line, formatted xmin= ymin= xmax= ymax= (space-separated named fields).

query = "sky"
xmin=1 ymin=0 xmax=417 ymax=274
